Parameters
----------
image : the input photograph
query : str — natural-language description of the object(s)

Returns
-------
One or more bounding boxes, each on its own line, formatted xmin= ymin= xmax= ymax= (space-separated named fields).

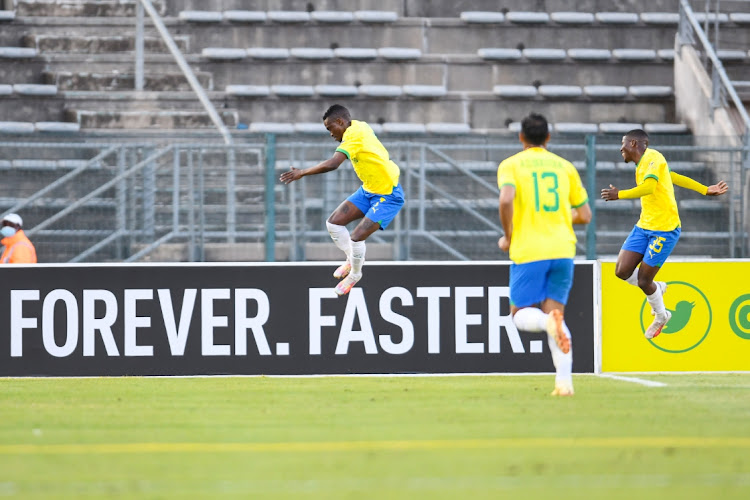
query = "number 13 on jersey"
xmin=532 ymin=171 xmax=560 ymax=212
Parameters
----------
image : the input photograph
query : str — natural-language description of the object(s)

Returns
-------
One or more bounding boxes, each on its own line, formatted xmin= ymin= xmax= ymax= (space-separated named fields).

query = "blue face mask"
xmin=1 ymin=226 xmax=17 ymax=238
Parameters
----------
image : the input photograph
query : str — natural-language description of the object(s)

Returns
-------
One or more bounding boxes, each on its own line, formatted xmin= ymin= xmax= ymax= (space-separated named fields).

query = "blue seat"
xmin=426 ymin=123 xmax=471 ymax=135
xmin=0 ymin=47 xmax=38 ymax=58
xmin=641 ymin=13 xmax=679 ymax=25
xmin=315 ymin=85 xmax=359 ymax=97
xmin=644 ymin=123 xmax=689 ymax=134
xmin=249 ymin=123 xmax=295 ymax=134
xmin=612 ymin=49 xmax=657 ymax=61
xmin=355 ymin=11 xmax=398 ymax=23
xmin=595 ymin=12 xmax=639 ymax=24
xmin=538 ymin=85 xmax=582 ymax=98
xmin=0 ymin=122 xmax=35 ymax=134
xmin=223 ymin=11 xmax=267 ymax=23
xmin=35 ymin=122 xmax=80 ymax=133
xmin=583 ymin=85 xmax=628 ymax=98
xmin=478 ymin=48 xmax=522 ymax=60
xmin=225 ymin=85 xmax=270 ymax=97
xmin=554 ymin=122 xmax=598 ymax=134
xmin=295 ymin=122 xmax=328 ymax=134
xmin=629 ymin=85 xmax=673 ymax=97
xmin=268 ymin=11 xmax=311 ymax=23
xmin=523 ymin=48 xmax=567 ymax=61
xmin=358 ymin=85 xmax=402 ymax=97
xmin=271 ymin=85 xmax=315 ymax=97
xmin=247 ymin=48 xmax=290 ymax=59
xmin=507 ymin=12 xmax=550 ymax=24
xmin=13 ymin=84 xmax=58 ymax=96
xmin=460 ymin=11 xmax=505 ymax=23
xmin=202 ymin=48 xmax=246 ymax=60
xmin=403 ymin=85 xmax=447 ymax=97
xmin=382 ymin=123 xmax=426 ymax=134
xmin=599 ymin=122 xmax=643 ymax=134
xmin=290 ymin=48 xmax=334 ymax=60
xmin=378 ymin=48 xmax=421 ymax=60
xmin=334 ymin=48 xmax=378 ymax=60
xmin=179 ymin=11 xmax=223 ymax=22
xmin=568 ymin=48 xmax=611 ymax=61
xmin=492 ymin=85 xmax=537 ymax=98
xmin=311 ymin=11 xmax=354 ymax=23
xmin=551 ymin=12 xmax=594 ymax=24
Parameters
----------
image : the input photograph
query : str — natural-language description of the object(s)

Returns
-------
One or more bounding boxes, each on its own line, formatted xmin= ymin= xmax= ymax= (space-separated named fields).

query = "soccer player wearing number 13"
xmin=497 ymin=114 xmax=592 ymax=396
xmin=601 ymin=129 xmax=728 ymax=339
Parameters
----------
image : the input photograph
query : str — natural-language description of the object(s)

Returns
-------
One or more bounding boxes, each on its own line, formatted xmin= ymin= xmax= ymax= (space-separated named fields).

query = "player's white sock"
xmin=625 ymin=267 xmax=639 ymax=286
xmin=351 ymin=240 xmax=366 ymax=277
xmin=549 ymin=321 xmax=573 ymax=385
xmin=512 ymin=307 xmax=547 ymax=332
xmin=326 ymin=221 xmax=352 ymax=261
xmin=647 ymin=285 xmax=667 ymax=317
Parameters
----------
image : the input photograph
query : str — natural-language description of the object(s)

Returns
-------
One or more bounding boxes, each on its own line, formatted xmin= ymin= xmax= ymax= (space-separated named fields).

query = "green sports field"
xmin=1 ymin=374 xmax=749 ymax=499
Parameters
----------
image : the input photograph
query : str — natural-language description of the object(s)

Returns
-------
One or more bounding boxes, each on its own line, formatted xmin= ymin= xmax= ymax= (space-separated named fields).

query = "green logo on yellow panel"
xmin=728 ymin=294 xmax=750 ymax=340
xmin=639 ymin=281 xmax=711 ymax=353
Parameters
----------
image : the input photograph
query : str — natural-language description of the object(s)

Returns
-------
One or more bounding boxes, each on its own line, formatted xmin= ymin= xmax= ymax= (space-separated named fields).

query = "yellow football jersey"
xmin=336 ymin=120 xmax=400 ymax=195
xmin=497 ymin=147 xmax=588 ymax=263
xmin=632 ymin=148 xmax=680 ymax=231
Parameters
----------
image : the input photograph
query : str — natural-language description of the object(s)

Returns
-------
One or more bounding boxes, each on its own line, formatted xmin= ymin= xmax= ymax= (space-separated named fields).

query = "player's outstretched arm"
xmin=279 ymin=151 xmax=347 ymax=184
xmin=706 ymin=180 xmax=729 ymax=196
xmin=601 ymin=184 xmax=620 ymax=201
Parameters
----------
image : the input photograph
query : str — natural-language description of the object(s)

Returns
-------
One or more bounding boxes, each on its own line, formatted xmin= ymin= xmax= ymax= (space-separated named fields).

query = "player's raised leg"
xmin=327 ymin=201 xmax=364 ymax=280
xmin=335 ymin=217 xmax=379 ymax=296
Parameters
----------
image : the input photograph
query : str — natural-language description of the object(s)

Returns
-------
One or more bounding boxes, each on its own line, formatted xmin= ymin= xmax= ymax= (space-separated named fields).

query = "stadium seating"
xmin=0 ymin=0 xmax=742 ymax=261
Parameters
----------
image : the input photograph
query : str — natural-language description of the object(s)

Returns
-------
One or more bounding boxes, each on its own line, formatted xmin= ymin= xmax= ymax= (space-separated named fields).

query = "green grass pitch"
xmin=1 ymin=374 xmax=749 ymax=499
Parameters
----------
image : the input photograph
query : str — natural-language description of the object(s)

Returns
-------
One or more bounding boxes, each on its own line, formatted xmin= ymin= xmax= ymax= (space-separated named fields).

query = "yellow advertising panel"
xmin=601 ymin=261 xmax=750 ymax=371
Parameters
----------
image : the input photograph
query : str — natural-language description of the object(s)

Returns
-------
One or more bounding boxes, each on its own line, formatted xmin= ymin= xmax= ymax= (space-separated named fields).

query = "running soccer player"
xmin=498 ymin=113 xmax=591 ymax=397
xmin=279 ymin=104 xmax=404 ymax=296
xmin=601 ymin=129 xmax=728 ymax=338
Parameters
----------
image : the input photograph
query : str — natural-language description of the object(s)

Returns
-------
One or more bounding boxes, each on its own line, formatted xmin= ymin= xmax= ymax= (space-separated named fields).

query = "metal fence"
xmin=0 ymin=132 xmax=745 ymax=263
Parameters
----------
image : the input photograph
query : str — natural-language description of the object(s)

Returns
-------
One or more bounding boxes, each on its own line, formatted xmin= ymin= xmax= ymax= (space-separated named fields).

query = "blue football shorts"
xmin=509 ymin=258 xmax=575 ymax=308
xmin=621 ymin=225 xmax=681 ymax=267
xmin=347 ymin=184 xmax=405 ymax=230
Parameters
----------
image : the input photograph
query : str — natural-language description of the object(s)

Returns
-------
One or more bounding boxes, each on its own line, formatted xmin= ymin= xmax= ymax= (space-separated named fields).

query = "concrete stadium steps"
xmin=21 ymin=33 xmax=189 ymax=54
xmin=64 ymin=106 xmax=239 ymax=129
xmin=159 ymin=0 xmax=750 ymax=18
xmin=46 ymin=89 xmax=674 ymax=131
xmin=43 ymin=70 xmax=213 ymax=92
xmin=162 ymin=0 xmax=402 ymax=16
xmin=34 ymin=53 xmax=676 ymax=91
xmin=0 ymin=94 xmax=66 ymax=122
xmin=213 ymin=58 xmax=674 ymax=91
xmin=161 ymin=19 xmax=684 ymax=54
xmin=15 ymin=0 xmax=165 ymax=17
xmin=0 ymin=64 xmax=47 ymax=85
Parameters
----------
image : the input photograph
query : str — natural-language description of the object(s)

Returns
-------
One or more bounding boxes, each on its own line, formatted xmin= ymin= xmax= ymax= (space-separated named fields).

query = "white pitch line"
xmin=597 ymin=373 xmax=667 ymax=387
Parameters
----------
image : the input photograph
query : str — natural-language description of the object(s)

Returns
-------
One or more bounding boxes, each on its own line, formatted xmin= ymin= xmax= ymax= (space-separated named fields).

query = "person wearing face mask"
xmin=0 ymin=213 xmax=37 ymax=264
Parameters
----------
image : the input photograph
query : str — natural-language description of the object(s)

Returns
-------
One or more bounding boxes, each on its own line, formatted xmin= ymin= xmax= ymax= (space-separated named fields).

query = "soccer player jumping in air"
xmin=280 ymin=105 xmax=405 ymax=296
xmin=601 ymin=129 xmax=728 ymax=339
xmin=498 ymin=113 xmax=592 ymax=396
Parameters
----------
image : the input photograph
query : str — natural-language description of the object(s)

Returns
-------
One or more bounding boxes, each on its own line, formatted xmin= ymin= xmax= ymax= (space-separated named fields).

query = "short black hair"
xmin=624 ymin=129 xmax=649 ymax=143
xmin=521 ymin=113 xmax=549 ymax=146
xmin=323 ymin=104 xmax=351 ymax=122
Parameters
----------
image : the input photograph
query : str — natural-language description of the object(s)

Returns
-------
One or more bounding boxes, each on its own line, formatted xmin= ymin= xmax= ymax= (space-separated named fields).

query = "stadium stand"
xmin=0 ymin=0 xmax=744 ymax=262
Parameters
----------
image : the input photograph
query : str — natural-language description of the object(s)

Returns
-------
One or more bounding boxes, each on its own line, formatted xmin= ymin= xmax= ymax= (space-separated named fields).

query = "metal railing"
xmin=679 ymin=0 xmax=750 ymax=135
xmin=0 ymin=133 xmax=744 ymax=263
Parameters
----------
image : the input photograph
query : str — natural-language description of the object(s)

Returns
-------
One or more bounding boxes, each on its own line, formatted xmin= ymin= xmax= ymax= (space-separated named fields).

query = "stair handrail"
xmin=135 ymin=0 xmax=233 ymax=146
